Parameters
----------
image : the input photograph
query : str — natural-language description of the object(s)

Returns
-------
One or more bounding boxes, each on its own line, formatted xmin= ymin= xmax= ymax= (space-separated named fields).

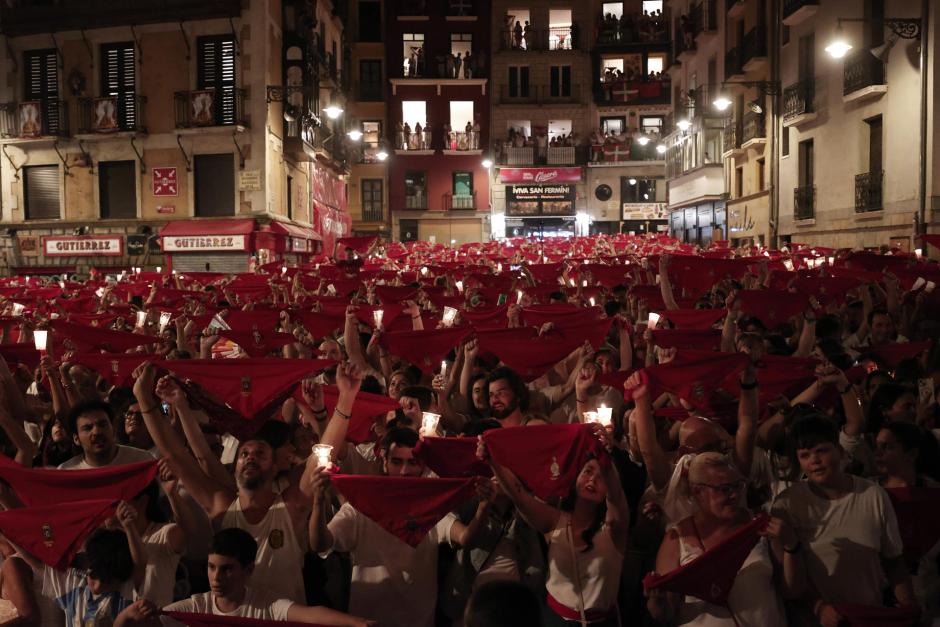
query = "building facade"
xmin=384 ymin=0 xmax=492 ymax=245
xmin=0 ymin=0 xmax=352 ymax=276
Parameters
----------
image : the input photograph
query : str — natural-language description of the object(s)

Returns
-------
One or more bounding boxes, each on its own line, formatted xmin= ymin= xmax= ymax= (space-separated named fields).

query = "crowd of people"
xmin=596 ymin=10 xmax=669 ymax=45
xmin=402 ymin=47 xmax=484 ymax=80
xmin=0 ymin=232 xmax=937 ymax=627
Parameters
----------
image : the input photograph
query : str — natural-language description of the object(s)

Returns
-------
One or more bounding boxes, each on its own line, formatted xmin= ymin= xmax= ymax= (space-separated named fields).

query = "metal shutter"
xmin=24 ymin=165 xmax=60 ymax=220
xmin=170 ymin=253 xmax=249 ymax=274
xmin=24 ymin=49 xmax=60 ymax=134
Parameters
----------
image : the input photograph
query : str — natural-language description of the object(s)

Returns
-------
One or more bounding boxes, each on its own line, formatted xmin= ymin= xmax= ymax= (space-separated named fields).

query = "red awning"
xmin=12 ymin=266 xmax=76 ymax=276
xmin=269 ymin=221 xmax=322 ymax=241
xmin=159 ymin=218 xmax=256 ymax=237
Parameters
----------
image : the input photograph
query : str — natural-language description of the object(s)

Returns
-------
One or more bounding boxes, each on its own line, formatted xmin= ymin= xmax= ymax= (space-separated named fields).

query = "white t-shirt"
xmin=42 ymin=566 xmax=135 ymax=627
xmin=772 ymin=476 xmax=904 ymax=606
xmin=137 ymin=523 xmax=183 ymax=608
xmin=162 ymin=587 xmax=293 ymax=623
xmin=58 ymin=444 xmax=157 ymax=469
xmin=326 ymin=502 xmax=456 ymax=627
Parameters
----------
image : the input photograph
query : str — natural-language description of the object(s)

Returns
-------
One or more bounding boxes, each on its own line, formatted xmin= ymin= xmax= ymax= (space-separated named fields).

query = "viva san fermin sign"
xmin=43 ymin=236 xmax=124 ymax=257
xmin=509 ymin=184 xmax=575 ymax=201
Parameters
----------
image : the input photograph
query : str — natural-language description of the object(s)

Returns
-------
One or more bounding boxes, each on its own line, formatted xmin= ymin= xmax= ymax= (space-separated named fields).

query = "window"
xmin=798 ymin=33 xmax=814 ymax=83
xmin=400 ymin=101 xmax=427 ymax=148
xmin=548 ymin=120 xmax=571 ymax=141
xmin=601 ymin=116 xmax=625 ymax=135
xmin=402 ymin=33 xmax=425 ymax=78
xmin=506 ymin=9 xmax=532 ymax=50
xmin=449 ymin=101 xmax=474 ymax=132
xmin=453 ymin=171 xmax=473 ymax=196
xmin=197 ymin=36 xmax=237 ymax=125
xmin=602 ymin=2 xmax=623 ymax=19
xmin=404 ymin=171 xmax=427 ymax=209
xmin=647 ymin=54 xmax=665 ymax=75
xmin=99 ymin=161 xmax=136 ymax=219
xmin=549 ymin=66 xmax=571 ymax=98
xmin=548 ymin=9 xmax=573 ymax=50
xmin=735 ymin=166 xmax=744 ymax=198
xmin=361 ymin=121 xmax=383 ymax=161
xmin=101 ymin=42 xmax=136 ymax=131
xmin=798 ymin=139 xmax=814 ymax=187
xmin=757 ymin=158 xmax=766 ymax=191
xmin=507 ymin=119 xmax=531 ymax=139
xmin=600 ymin=58 xmax=623 ymax=81
xmin=642 ymin=0 xmax=662 ymax=13
xmin=782 ymin=125 xmax=790 ymax=157
xmin=23 ymin=165 xmax=60 ymax=220
xmin=23 ymin=49 xmax=59 ymax=135
xmin=621 ymin=177 xmax=659 ymax=204
xmin=640 ymin=115 xmax=663 ymax=135
xmin=508 ymin=66 xmax=530 ymax=98
xmin=361 ymin=179 xmax=383 ymax=221
xmin=359 ymin=60 xmax=382 ymax=100
xmin=286 ymin=175 xmax=293 ymax=220
xmin=451 ymin=33 xmax=472 ymax=57
xmin=867 ymin=115 xmax=883 ymax=173
xmin=194 ymin=154 xmax=234 ymax=217
xmin=358 ymin=1 xmax=381 ymax=42
xmin=865 ymin=0 xmax=885 ymax=48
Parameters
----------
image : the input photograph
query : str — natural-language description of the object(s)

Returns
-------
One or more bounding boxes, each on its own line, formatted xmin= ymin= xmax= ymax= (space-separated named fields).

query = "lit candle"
xmin=582 ymin=280 xmax=588 ymax=287
xmin=648 ymin=312 xmax=661 ymax=328
xmin=440 ymin=361 xmax=448 ymax=378
xmin=95 ymin=288 xmax=105 ymax=298
xmin=455 ymin=280 xmax=464 ymax=293
xmin=312 ymin=444 xmax=333 ymax=469
xmin=783 ymin=259 xmax=794 ymax=271
xmin=517 ymin=290 xmax=524 ymax=304
xmin=441 ymin=306 xmax=458 ymax=327
xmin=827 ymin=256 xmax=834 ymax=266
xmin=915 ymin=248 xmax=923 ymax=259
xmin=497 ymin=263 xmax=503 ymax=273
xmin=136 ymin=311 xmax=147 ymax=327
xmin=421 ymin=267 xmax=429 ymax=276
xmin=589 ymin=297 xmax=596 ymax=306
xmin=281 ymin=266 xmax=287 ymax=275
xmin=421 ymin=412 xmax=441 ymax=437
xmin=135 ymin=267 xmax=141 ymax=275
xmin=11 ymin=303 xmax=24 ymax=316
xmin=583 ymin=411 xmax=599 ymax=424
xmin=159 ymin=311 xmax=172 ymax=331
xmin=569 ymin=278 xmax=576 ymax=287
xmin=33 ymin=330 xmax=47 ymax=353
xmin=373 ymin=309 xmax=384 ymax=328
xmin=58 ymin=281 xmax=65 ymax=289
xmin=597 ymin=404 xmax=613 ymax=427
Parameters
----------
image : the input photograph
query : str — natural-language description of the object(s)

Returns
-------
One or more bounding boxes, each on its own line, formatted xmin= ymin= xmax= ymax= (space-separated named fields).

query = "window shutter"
xmin=508 ymin=67 xmax=518 ymax=98
xmin=197 ymin=36 xmax=236 ymax=125
xmin=520 ymin=67 xmax=529 ymax=97
xmin=550 ymin=66 xmax=560 ymax=97
xmin=562 ymin=66 xmax=571 ymax=96
xmin=101 ymin=43 xmax=136 ymax=129
xmin=24 ymin=165 xmax=60 ymax=220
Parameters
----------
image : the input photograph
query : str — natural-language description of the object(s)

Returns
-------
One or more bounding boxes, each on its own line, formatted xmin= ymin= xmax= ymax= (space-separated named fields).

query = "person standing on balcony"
xmin=414 ymin=122 xmax=424 ymax=150
xmin=472 ymin=120 xmax=481 ymax=150
xmin=523 ymin=21 xmax=532 ymax=50
xmin=463 ymin=51 xmax=473 ymax=79
xmin=513 ymin=21 xmax=523 ymax=49
xmin=454 ymin=53 xmax=463 ymax=79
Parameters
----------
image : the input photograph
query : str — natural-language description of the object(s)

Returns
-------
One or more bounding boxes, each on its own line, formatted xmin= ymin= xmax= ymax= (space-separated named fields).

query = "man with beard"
xmin=60 ymin=399 xmax=156 ymax=469
xmin=131 ymin=362 xmax=359 ymax=603
xmin=485 ymin=367 xmax=530 ymax=427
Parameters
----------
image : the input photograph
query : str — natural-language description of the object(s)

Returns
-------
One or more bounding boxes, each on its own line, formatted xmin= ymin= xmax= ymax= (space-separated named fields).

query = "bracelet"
xmin=740 ymin=380 xmax=759 ymax=390
xmin=784 ymin=540 xmax=802 ymax=554
xmin=333 ymin=407 xmax=351 ymax=420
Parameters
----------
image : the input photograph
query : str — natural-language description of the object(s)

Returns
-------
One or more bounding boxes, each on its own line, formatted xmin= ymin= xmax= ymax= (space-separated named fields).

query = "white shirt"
xmin=162 ymin=587 xmax=293 ymax=623
xmin=58 ymin=444 xmax=156 ymax=470
xmin=326 ymin=502 xmax=456 ymax=627
xmin=137 ymin=523 xmax=183 ymax=608
xmin=772 ymin=476 xmax=904 ymax=606
xmin=545 ymin=513 xmax=623 ymax=614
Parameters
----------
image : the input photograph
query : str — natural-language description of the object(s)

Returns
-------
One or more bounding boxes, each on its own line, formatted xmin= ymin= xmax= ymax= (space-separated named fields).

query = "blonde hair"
xmin=688 ymin=451 xmax=740 ymax=485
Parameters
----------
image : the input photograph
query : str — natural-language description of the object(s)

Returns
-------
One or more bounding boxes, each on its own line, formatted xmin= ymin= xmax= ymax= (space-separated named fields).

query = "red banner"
xmin=314 ymin=202 xmax=351 ymax=256
xmin=309 ymin=162 xmax=349 ymax=254
xmin=498 ymin=167 xmax=582 ymax=184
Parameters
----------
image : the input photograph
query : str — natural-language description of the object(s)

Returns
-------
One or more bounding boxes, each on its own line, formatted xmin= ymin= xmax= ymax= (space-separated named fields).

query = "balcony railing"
xmin=742 ymin=26 xmax=767 ymax=65
xmin=725 ymin=46 xmax=743 ymax=77
xmin=395 ymin=129 xmax=433 ymax=151
xmin=783 ymin=80 xmax=814 ymax=122
xmin=174 ymin=88 xmax=247 ymax=129
xmin=794 ymin=185 xmax=816 ymax=220
xmin=855 ymin=171 xmax=883 ymax=213
xmin=362 ymin=205 xmax=384 ymax=222
xmin=547 ymin=146 xmax=576 ymax=165
xmin=498 ymin=27 xmax=579 ymax=51
xmin=444 ymin=192 xmax=476 ymax=211
xmin=783 ymin=0 xmax=819 ymax=21
xmin=443 ymin=131 xmax=482 ymax=152
xmin=590 ymin=140 xmax=664 ymax=163
xmin=595 ymin=11 xmax=670 ymax=47
xmin=0 ymin=99 xmax=69 ymax=138
xmin=78 ymin=95 xmax=146 ymax=134
xmin=595 ymin=78 xmax=670 ymax=105
xmin=723 ymin=117 xmax=739 ymax=153
xmin=405 ymin=193 xmax=428 ymax=210
xmin=742 ymin=110 xmax=766 ymax=144
xmin=690 ymin=0 xmax=717 ymax=37
xmin=547 ymin=26 xmax=577 ymax=50
xmin=674 ymin=16 xmax=695 ymax=57
xmin=500 ymin=27 xmax=541 ymax=51
xmin=843 ymin=50 xmax=886 ymax=96
xmin=501 ymin=146 xmax=534 ymax=165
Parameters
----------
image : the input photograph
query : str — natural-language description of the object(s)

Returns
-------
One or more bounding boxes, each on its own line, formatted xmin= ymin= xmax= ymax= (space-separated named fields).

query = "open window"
xmin=505 ymin=9 xmax=532 ymax=50
xmin=402 ymin=33 xmax=425 ymax=78
xmin=549 ymin=9 xmax=573 ymax=50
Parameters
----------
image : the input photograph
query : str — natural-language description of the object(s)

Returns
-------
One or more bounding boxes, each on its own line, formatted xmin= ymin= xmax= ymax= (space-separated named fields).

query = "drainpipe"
xmin=917 ymin=0 xmax=930 ymax=235
xmin=769 ymin=0 xmax=780 ymax=248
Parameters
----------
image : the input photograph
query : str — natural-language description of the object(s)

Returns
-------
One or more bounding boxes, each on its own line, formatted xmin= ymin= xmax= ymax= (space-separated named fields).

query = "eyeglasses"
xmin=694 ymin=481 xmax=745 ymax=496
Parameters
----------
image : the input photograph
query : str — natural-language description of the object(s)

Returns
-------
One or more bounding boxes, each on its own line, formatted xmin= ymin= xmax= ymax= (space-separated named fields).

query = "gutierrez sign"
xmin=162 ymin=235 xmax=248 ymax=252
xmin=43 ymin=236 xmax=124 ymax=257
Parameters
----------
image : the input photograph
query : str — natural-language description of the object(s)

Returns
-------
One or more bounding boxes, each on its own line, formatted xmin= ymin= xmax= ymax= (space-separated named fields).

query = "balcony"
xmin=0 ymin=0 xmax=241 ymax=36
xmin=443 ymin=131 xmax=482 ymax=154
xmin=444 ymin=192 xmax=476 ymax=211
xmin=362 ymin=205 xmax=385 ymax=222
xmin=357 ymin=142 xmax=385 ymax=164
xmin=794 ymin=185 xmax=816 ymax=221
xmin=547 ymin=146 xmax=576 ymax=165
xmin=589 ymin=139 xmax=665 ymax=164
xmin=497 ymin=26 xmax=580 ymax=52
xmin=0 ymin=99 xmax=69 ymax=140
xmin=394 ymin=129 xmax=433 ymax=154
xmin=77 ymin=95 xmax=146 ymax=136
xmin=690 ymin=0 xmax=717 ymax=41
xmin=311 ymin=125 xmax=348 ymax=170
xmin=595 ymin=11 xmax=670 ymax=48
xmin=722 ymin=117 xmax=741 ymax=156
xmin=725 ymin=46 xmax=744 ymax=81
xmin=500 ymin=146 xmax=535 ymax=165
xmin=782 ymin=0 xmax=819 ymax=26
xmin=595 ymin=78 xmax=670 ymax=106
xmin=174 ymin=88 xmax=247 ymax=130
xmin=674 ymin=16 xmax=696 ymax=60
xmin=843 ymin=50 xmax=887 ymax=102
xmin=782 ymin=80 xmax=815 ymax=127
xmin=405 ymin=193 xmax=428 ymax=210
xmin=741 ymin=110 xmax=766 ymax=148
xmin=741 ymin=26 xmax=767 ymax=72
xmin=547 ymin=26 xmax=578 ymax=51
xmin=855 ymin=171 xmax=883 ymax=214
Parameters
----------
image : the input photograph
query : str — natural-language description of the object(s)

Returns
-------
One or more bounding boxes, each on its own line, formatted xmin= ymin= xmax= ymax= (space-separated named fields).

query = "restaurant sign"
xmin=499 ymin=167 xmax=582 ymax=184
xmin=162 ymin=235 xmax=248 ymax=252
xmin=43 ymin=236 xmax=124 ymax=257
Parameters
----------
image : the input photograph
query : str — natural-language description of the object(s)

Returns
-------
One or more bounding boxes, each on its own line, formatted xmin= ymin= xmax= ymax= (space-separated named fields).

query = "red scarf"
xmin=521 ymin=305 xmax=601 ymax=329
xmin=414 ymin=437 xmax=492 ymax=478
xmin=0 ymin=499 xmax=117 ymax=568
xmin=643 ymin=513 xmax=769 ymax=607
xmin=294 ymin=311 xmax=344 ymax=341
xmin=0 ymin=455 xmax=158 ymax=507
xmin=222 ymin=310 xmax=281 ymax=333
xmin=669 ymin=257 xmax=750 ymax=296
xmin=375 ymin=286 xmax=419 ymax=304
xmin=869 ymin=342 xmax=933 ymax=370
xmin=293 ymin=385 xmax=398 ymax=444
xmin=886 ymin=486 xmax=940 ymax=563
xmin=651 ymin=329 xmax=722 ymax=351
xmin=460 ymin=305 xmax=509 ymax=326
xmin=66 ymin=313 xmax=119 ymax=328
xmin=919 ymin=234 xmax=940 ymax=251
xmin=162 ymin=358 xmax=335 ymax=419
xmin=50 ymin=320 xmax=156 ymax=353
xmin=831 ymin=604 xmax=920 ymax=627
xmin=354 ymin=304 xmax=404 ymax=329
xmin=330 ymin=475 xmax=476 ymax=547
xmin=482 ymin=423 xmax=604 ymax=500
xmin=633 ymin=350 xmax=749 ymax=409
xmin=379 ymin=327 xmax=470 ymax=372
xmin=71 ymin=353 xmax=161 ymax=388
xmin=164 ymin=612 xmax=324 ymax=627
xmin=337 ymin=235 xmax=378 ymax=253
xmin=476 ymin=335 xmax=581 ymax=382
xmin=217 ymin=330 xmax=295 ymax=358
xmin=661 ymin=309 xmax=725 ymax=330
xmin=791 ymin=276 xmax=862 ymax=306
xmin=552 ymin=317 xmax=614 ymax=349
xmin=735 ymin=289 xmax=807 ymax=326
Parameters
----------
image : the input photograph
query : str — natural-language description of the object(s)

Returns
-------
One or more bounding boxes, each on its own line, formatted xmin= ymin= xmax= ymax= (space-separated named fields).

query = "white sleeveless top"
xmin=221 ymin=495 xmax=306 ymax=604
xmin=545 ymin=512 xmax=623 ymax=614
xmin=675 ymin=529 xmax=787 ymax=627
xmin=138 ymin=523 xmax=183 ymax=608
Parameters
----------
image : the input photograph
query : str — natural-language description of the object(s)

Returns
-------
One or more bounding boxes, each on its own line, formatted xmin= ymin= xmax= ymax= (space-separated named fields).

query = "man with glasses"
xmin=59 ymin=399 xmax=157 ymax=469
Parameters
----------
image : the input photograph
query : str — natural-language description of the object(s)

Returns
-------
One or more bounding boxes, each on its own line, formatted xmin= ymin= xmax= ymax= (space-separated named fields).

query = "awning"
xmin=268 ymin=221 xmax=322 ymax=241
xmin=160 ymin=218 xmax=256 ymax=253
xmin=159 ymin=218 xmax=256 ymax=237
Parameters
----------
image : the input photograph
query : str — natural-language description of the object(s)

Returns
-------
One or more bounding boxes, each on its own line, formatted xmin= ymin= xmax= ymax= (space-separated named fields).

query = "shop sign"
xmin=17 ymin=236 xmax=39 ymax=257
xmin=152 ymin=168 xmax=178 ymax=197
xmin=509 ymin=184 xmax=574 ymax=201
xmin=498 ymin=167 xmax=582 ymax=184
xmin=238 ymin=170 xmax=262 ymax=191
xmin=290 ymin=237 xmax=311 ymax=253
xmin=621 ymin=202 xmax=667 ymax=220
xmin=163 ymin=235 xmax=248 ymax=252
xmin=157 ymin=205 xmax=175 ymax=214
xmin=43 ymin=236 xmax=124 ymax=257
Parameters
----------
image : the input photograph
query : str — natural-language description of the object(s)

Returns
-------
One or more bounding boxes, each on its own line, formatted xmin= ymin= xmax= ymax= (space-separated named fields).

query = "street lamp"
xmin=637 ymin=136 xmax=650 ymax=146
xmin=676 ymin=119 xmax=691 ymax=132
xmin=376 ymin=149 xmax=389 ymax=161
xmin=481 ymin=158 xmax=493 ymax=168
xmin=712 ymin=95 xmax=732 ymax=111
xmin=347 ymin=129 xmax=363 ymax=141
xmin=825 ymin=17 xmax=922 ymax=59
xmin=656 ymin=144 xmax=667 ymax=154
xmin=824 ymin=22 xmax=853 ymax=58
xmin=323 ymin=105 xmax=344 ymax=119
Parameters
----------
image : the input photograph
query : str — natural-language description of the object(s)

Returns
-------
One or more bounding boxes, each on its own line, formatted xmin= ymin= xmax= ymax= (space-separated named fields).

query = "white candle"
xmin=136 ymin=311 xmax=147 ymax=327
xmin=421 ymin=267 xmax=429 ymax=276
xmin=783 ymin=259 xmax=794 ymax=271
xmin=648 ymin=312 xmax=661 ymax=328
xmin=440 ymin=361 xmax=448 ymax=378
xmin=455 ymin=280 xmax=464 ymax=293
xmin=312 ymin=444 xmax=333 ymax=469
xmin=915 ymin=248 xmax=923 ymax=259
xmin=33 ymin=330 xmax=47 ymax=353
xmin=582 ymin=280 xmax=588 ymax=287
xmin=589 ymin=297 xmax=596 ymax=307
xmin=827 ymin=256 xmax=834 ymax=265
xmin=516 ymin=290 xmax=524 ymax=304
xmin=159 ymin=312 xmax=172 ymax=331
xmin=281 ymin=266 xmax=287 ymax=274
xmin=95 ymin=288 xmax=105 ymax=298
xmin=373 ymin=309 xmax=384 ymax=328
xmin=421 ymin=412 xmax=441 ymax=437
xmin=442 ymin=306 xmax=458 ymax=327
xmin=59 ymin=281 xmax=65 ymax=289
xmin=11 ymin=303 xmax=24 ymax=316
xmin=597 ymin=404 xmax=613 ymax=427
xmin=497 ymin=263 xmax=503 ymax=273
xmin=583 ymin=411 xmax=599 ymax=424
xmin=156 ymin=266 xmax=162 ymax=273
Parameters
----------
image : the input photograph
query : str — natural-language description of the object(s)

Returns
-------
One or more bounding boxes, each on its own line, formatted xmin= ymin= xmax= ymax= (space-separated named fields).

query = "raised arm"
xmin=658 ymin=254 xmax=679 ymax=311
xmin=626 ymin=372 xmax=671 ymax=492
xmin=343 ymin=306 xmax=371 ymax=372
xmin=477 ymin=438 xmax=560 ymax=535
xmin=116 ymin=501 xmax=148 ymax=590
xmin=735 ymin=361 xmax=759 ymax=476
xmin=306 ymin=464 xmax=335 ymax=553
xmin=318 ymin=362 xmax=363 ymax=463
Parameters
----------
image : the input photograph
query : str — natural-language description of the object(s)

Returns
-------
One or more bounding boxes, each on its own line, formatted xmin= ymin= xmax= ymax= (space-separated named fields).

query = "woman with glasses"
xmin=647 ymin=452 xmax=801 ymax=626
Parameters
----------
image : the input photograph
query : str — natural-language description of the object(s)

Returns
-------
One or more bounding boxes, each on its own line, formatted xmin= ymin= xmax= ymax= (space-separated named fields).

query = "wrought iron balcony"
xmin=723 ymin=117 xmax=739 ymax=153
xmin=78 ymin=95 xmax=146 ymax=134
xmin=742 ymin=110 xmax=766 ymax=144
xmin=725 ymin=46 xmax=743 ymax=78
xmin=794 ymin=185 xmax=816 ymax=220
xmin=690 ymin=0 xmax=717 ymax=37
xmin=783 ymin=80 xmax=814 ymax=122
xmin=498 ymin=26 xmax=580 ymax=51
xmin=843 ymin=50 xmax=886 ymax=97
xmin=395 ymin=129 xmax=433 ymax=152
xmin=174 ymin=88 xmax=247 ymax=129
xmin=741 ymin=26 xmax=767 ymax=66
xmin=362 ymin=204 xmax=384 ymax=222
xmin=595 ymin=10 xmax=671 ymax=48
xmin=855 ymin=171 xmax=883 ymax=213
xmin=444 ymin=192 xmax=476 ymax=211
xmin=498 ymin=84 xmax=537 ymax=104
xmin=0 ymin=99 xmax=69 ymax=139
xmin=404 ymin=193 xmax=428 ymax=210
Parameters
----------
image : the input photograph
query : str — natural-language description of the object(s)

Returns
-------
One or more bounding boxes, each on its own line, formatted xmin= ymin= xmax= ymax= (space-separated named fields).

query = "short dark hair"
xmin=465 ymin=580 xmax=542 ymax=627
xmin=210 ymin=528 xmax=258 ymax=568
xmin=400 ymin=386 xmax=433 ymax=411
xmin=254 ymin=420 xmax=292 ymax=450
xmin=789 ymin=415 xmax=839 ymax=451
xmin=66 ymin=399 xmax=114 ymax=437
xmin=84 ymin=528 xmax=134 ymax=584
xmin=380 ymin=427 xmax=420 ymax=456
xmin=486 ymin=367 xmax=529 ymax=412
